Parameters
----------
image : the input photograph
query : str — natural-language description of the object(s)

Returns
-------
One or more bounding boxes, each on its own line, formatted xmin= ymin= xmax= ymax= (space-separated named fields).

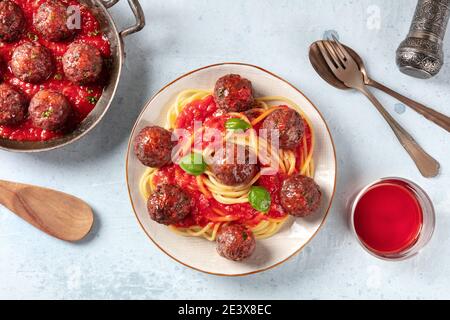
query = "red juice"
xmin=353 ymin=180 xmax=423 ymax=255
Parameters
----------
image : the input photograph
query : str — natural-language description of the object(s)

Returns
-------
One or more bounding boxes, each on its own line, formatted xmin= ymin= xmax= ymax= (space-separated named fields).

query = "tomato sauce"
xmin=353 ymin=180 xmax=423 ymax=254
xmin=0 ymin=0 xmax=111 ymax=141
xmin=154 ymin=95 xmax=309 ymax=228
xmin=175 ymin=95 xmax=218 ymax=131
xmin=153 ymin=164 xmax=286 ymax=228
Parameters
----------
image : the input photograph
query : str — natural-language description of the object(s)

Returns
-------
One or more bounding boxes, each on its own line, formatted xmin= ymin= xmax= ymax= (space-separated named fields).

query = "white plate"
xmin=126 ymin=63 xmax=337 ymax=276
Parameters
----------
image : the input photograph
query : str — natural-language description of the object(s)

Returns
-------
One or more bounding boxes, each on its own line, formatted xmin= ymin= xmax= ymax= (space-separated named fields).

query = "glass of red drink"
xmin=350 ymin=177 xmax=435 ymax=260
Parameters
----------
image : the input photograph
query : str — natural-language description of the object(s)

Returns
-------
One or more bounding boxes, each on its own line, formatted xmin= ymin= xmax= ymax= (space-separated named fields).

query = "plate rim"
xmin=125 ymin=62 xmax=338 ymax=277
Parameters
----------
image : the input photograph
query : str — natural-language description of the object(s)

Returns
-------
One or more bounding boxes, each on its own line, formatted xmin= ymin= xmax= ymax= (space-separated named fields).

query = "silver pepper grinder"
xmin=396 ymin=0 xmax=450 ymax=79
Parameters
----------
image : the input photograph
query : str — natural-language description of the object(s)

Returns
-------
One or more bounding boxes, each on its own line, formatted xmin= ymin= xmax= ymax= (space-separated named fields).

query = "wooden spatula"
xmin=0 ymin=180 xmax=94 ymax=241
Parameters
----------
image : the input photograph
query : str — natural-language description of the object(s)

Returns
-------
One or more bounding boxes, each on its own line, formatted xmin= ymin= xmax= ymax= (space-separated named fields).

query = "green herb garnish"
xmin=27 ymin=32 xmax=38 ymax=41
xmin=87 ymin=96 xmax=98 ymax=104
xmin=42 ymin=109 xmax=53 ymax=118
xmin=179 ymin=153 xmax=207 ymax=176
xmin=88 ymin=29 xmax=100 ymax=36
xmin=248 ymin=186 xmax=271 ymax=213
xmin=225 ymin=118 xmax=251 ymax=131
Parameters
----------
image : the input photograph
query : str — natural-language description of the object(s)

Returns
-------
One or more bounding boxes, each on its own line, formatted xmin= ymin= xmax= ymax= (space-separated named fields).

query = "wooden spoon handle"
xmin=0 ymin=180 xmax=94 ymax=242
xmin=368 ymin=79 xmax=450 ymax=133
xmin=359 ymin=89 xmax=440 ymax=178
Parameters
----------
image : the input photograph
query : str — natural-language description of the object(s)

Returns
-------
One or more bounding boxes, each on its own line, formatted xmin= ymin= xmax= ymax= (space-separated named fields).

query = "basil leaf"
xmin=248 ymin=186 xmax=271 ymax=213
xmin=225 ymin=118 xmax=251 ymax=131
xmin=179 ymin=152 xmax=207 ymax=176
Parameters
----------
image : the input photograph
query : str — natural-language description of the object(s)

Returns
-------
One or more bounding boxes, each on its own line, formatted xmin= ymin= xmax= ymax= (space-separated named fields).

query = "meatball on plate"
xmin=127 ymin=63 xmax=336 ymax=276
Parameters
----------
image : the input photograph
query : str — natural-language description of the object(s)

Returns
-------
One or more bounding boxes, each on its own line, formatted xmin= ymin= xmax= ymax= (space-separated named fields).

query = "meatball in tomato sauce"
xmin=209 ymin=143 xmax=258 ymax=186
xmin=134 ymin=126 xmax=174 ymax=168
xmin=29 ymin=90 xmax=72 ymax=131
xmin=0 ymin=0 xmax=25 ymax=42
xmin=0 ymin=84 xmax=27 ymax=125
xmin=147 ymin=184 xmax=192 ymax=225
xmin=63 ymin=43 xmax=103 ymax=85
xmin=33 ymin=0 xmax=78 ymax=42
xmin=214 ymin=74 xmax=255 ymax=112
xmin=11 ymin=43 xmax=54 ymax=83
xmin=217 ymin=224 xmax=256 ymax=261
xmin=280 ymin=174 xmax=321 ymax=217
xmin=262 ymin=108 xmax=304 ymax=150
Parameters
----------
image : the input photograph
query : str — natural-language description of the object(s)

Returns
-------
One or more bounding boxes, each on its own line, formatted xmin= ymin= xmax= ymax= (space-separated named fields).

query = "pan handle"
xmin=102 ymin=0 xmax=145 ymax=38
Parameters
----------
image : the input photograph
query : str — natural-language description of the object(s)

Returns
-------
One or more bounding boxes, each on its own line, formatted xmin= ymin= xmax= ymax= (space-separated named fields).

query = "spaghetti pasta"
xmin=139 ymin=89 xmax=316 ymax=241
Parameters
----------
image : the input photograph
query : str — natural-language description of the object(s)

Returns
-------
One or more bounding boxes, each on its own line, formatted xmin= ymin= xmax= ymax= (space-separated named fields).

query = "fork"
xmin=317 ymin=40 xmax=440 ymax=178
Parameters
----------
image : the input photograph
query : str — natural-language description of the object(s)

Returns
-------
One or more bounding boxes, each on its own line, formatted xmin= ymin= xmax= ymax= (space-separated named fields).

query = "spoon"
xmin=309 ymin=40 xmax=450 ymax=133
xmin=0 ymin=180 xmax=94 ymax=241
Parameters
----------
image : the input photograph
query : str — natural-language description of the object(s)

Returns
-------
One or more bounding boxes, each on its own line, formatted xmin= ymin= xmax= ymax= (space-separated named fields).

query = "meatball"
xmin=134 ymin=126 xmax=174 ymax=168
xmin=11 ymin=43 xmax=53 ymax=83
xmin=280 ymin=174 xmax=322 ymax=217
xmin=147 ymin=184 xmax=192 ymax=225
xmin=214 ymin=74 xmax=255 ymax=112
xmin=0 ymin=84 xmax=27 ymax=125
xmin=262 ymin=107 xmax=304 ymax=150
xmin=209 ymin=143 xmax=258 ymax=186
xmin=216 ymin=224 xmax=256 ymax=261
xmin=0 ymin=0 xmax=25 ymax=42
xmin=29 ymin=90 xmax=71 ymax=130
xmin=63 ymin=43 xmax=103 ymax=85
xmin=33 ymin=0 xmax=77 ymax=42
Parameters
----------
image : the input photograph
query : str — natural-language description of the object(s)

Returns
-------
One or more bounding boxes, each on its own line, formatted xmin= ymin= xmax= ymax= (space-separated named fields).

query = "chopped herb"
xmin=54 ymin=73 xmax=63 ymax=80
xmin=88 ymin=29 xmax=100 ymax=36
xmin=27 ymin=32 xmax=38 ymax=41
xmin=86 ymin=88 xmax=94 ymax=94
xmin=242 ymin=232 xmax=248 ymax=240
xmin=42 ymin=109 xmax=53 ymax=118
xmin=87 ymin=96 xmax=98 ymax=104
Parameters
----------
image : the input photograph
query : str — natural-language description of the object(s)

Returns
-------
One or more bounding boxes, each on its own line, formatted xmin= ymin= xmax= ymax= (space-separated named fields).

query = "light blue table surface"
xmin=1 ymin=0 xmax=450 ymax=300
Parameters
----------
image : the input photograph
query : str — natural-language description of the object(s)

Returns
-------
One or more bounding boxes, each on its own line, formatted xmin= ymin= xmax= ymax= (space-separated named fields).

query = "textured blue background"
xmin=1 ymin=0 xmax=449 ymax=299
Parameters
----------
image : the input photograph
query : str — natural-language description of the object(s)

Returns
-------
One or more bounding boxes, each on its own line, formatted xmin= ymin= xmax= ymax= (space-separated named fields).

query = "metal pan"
xmin=0 ymin=0 xmax=145 ymax=152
